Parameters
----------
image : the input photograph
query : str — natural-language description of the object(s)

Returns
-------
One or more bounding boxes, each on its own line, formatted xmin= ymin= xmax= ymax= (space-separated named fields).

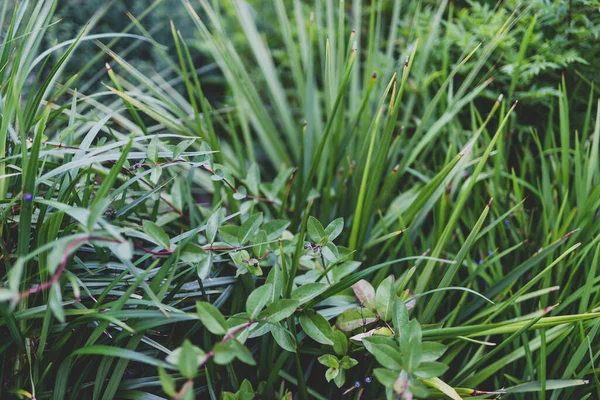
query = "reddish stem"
xmin=134 ymin=245 xmax=174 ymax=255
xmin=18 ymin=234 xmax=273 ymax=300
xmin=18 ymin=235 xmax=114 ymax=299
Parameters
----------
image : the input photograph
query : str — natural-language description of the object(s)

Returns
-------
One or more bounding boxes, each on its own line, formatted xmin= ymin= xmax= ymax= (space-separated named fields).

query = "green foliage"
xmin=1 ymin=1 xmax=600 ymax=399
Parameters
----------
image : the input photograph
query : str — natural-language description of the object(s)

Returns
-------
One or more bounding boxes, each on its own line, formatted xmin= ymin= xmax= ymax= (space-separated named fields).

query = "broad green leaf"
xmin=220 ymin=225 xmax=241 ymax=245
xmin=307 ymin=217 xmax=326 ymax=243
xmin=196 ymin=302 xmax=228 ymax=335
xmin=373 ymin=327 xmax=395 ymax=337
xmin=247 ymin=321 xmax=273 ymax=339
xmin=239 ymin=379 xmax=254 ymax=396
xmin=324 ymin=218 xmax=344 ymax=242
xmin=333 ymin=330 xmax=348 ymax=356
xmin=211 ymin=168 xmax=225 ymax=181
xmin=260 ymin=299 xmax=299 ymax=322
xmin=408 ymin=379 xmax=430 ymax=398
xmin=174 ymin=139 xmax=195 ymax=157
xmin=340 ymin=356 xmax=358 ymax=370
xmin=334 ymin=368 xmax=347 ymax=388
xmin=233 ymin=186 xmax=247 ymax=200
xmin=150 ymin=164 xmax=162 ymax=184
xmin=420 ymin=342 xmax=448 ymax=362
xmin=291 ymin=283 xmax=328 ymax=305
xmin=213 ymin=341 xmax=236 ymax=365
xmin=376 ymin=276 xmax=395 ymax=322
xmin=363 ymin=337 xmax=403 ymax=371
xmin=206 ymin=208 xmax=221 ymax=243
xmin=197 ymin=251 xmax=212 ymax=280
xmin=265 ymin=265 xmax=283 ymax=303
xmin=373 ymin=368 xmax=401 ymax=387
xmin=350 ymin=326 xmax=394 ymax=342
xmin=271 ymin=324 xmax=297 ymax=353
xmin=325 ymin=367 xmax=339 ymax=382
xmin=146 ymin=135 xmax=159 ymax=163
xmin=335 ymin=308 xmax=377 ymax=332
xmin=252 ymin=229 xmax=268 ymax=258
xmin=322 ymin=242 xmax=339 ymax=262
xmin=239 ymin=213 xmax=263 ymax=245
xmin=166 ymin=347 xmax=209 ymax=367
xmin=158 ymin=367 xmax=176 ymax=397
xmin=414 ymin=361 xmax=448 ymax=379
xmin=143 ymin=220 xmax=171 ymax=250
xmin=230 ymin=339 xmax=256 ymax=365
xmin=352 ymin=279 xmax=376 ymax=310
xmin=393 ymin=297 xmax=409 ymax=342
xmin=246 ymin=284 xmax=272 ymax=320
xmin=264 ymin=220 xmax=290 ymax=240
xmin=180 ymin=243 xmax=206 ymax=263
xmin=401 ymin=319 xmax=422 ymax=373
xmin=300 ymin=311 xmax=334 ymax=345
xmin=318 ymin=354 xmax=339 ymax=369
xmin=178 ymin=340 xmax=199 ymax=378
xmin=114 ymin=241 xmax=133 ymax=261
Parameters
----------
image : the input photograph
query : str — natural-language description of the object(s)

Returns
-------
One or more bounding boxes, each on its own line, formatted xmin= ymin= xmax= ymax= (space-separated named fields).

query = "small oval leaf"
xmin=300 ymin=311 xmax=334 ymax=346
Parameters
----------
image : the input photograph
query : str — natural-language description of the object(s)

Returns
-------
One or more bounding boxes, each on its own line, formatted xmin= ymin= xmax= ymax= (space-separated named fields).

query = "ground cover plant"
xmin=1 ymin=0 xmax=600 ymax=399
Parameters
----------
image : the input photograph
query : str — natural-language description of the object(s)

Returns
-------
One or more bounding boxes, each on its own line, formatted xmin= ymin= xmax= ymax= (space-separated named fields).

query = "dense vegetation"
xmin=1 ymin=0 xmax=599 ymax=399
